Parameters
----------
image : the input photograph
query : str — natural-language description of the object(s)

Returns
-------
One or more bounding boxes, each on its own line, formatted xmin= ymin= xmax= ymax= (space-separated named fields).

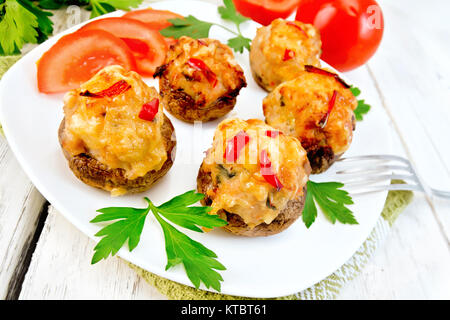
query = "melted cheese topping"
xmin=202 ymin=118 xmax=310 ymax=228
xmin=162 ymin=36 xmax=245 ymax=107
xmin=263 ymin=70 xmax=357 ymax=155
xmin=61 ymin=65 xmax=167 ymax=180
xmin=250 ymin=18 xmax=322 ymax=91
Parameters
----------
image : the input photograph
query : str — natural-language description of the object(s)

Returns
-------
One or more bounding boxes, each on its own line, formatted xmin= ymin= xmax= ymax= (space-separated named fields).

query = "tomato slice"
xmin=233 ymin=0 xmax=301 ymax=26
xmin=122 ymin=8 xmax=183 ymax=30
xmin=37 ymin=29 xmax=136 ymax=94
xmin=80 ymin=17 xmax=167 ymax=77
xmin=123 ymin=9 xmax=182 ymax=48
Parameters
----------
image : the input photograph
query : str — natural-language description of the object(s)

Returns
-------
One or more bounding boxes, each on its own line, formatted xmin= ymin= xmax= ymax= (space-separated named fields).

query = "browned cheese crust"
xmin=197 ymin=162 xmax=307 ymax=237
xmin=154 ymin=37 xmax=247 ymax=123
xmin=59 ymin=114 xmax=176 ymax=194
xmin=263 ymin=69 xmax=357 ymax=174
xmin=250 ymin=18 xmax=322 ymax=92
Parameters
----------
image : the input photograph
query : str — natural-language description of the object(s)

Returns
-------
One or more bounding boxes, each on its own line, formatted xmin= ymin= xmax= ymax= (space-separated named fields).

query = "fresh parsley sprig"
xmin=0 ymin=0 xmax=143 ymax=55
xmin=350 ymin=86 xmax=371 ymax=121
xmin=90 ymin=190 xmax=228 ymax=291
xmin=303 ymin=181 xmax=357 ymax=228
xmin=0 ymin=0 xmax=52 ymax=55
xmin=160 ymin=0 xmax=252 ymax=53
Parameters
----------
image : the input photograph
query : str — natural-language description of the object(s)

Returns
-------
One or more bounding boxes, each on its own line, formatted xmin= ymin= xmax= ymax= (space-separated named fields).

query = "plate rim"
xmin=0 ymin=0 xmax=392 ymax=298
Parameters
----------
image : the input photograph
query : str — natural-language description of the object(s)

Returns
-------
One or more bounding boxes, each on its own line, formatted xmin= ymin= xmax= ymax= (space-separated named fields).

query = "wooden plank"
xmin=0 ymin=136 xmax=47 ymax=299
xmin=368 ymin=0 xmax=450 ymax=238
xmin=338 ymin=196 xmax=450 ymax=299
xmin=19 ymin=206 xmax=167 ymax=299
xmin=337 ymin=66 xmax=450 ymax=299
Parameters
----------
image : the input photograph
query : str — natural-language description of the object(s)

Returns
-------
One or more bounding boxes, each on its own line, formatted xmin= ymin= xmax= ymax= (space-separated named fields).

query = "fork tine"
xmin=337 ymin=154 xmax=412 ymax=166
xmin=339 ymin=173 xmax=418 ymax=186
xmin=334 ymin=154 xmax=450 ymax=199
xmin=348 ymin=183 xmax=423 ymax=196
xmin=335 ymin=164 xmax=412 ymax=175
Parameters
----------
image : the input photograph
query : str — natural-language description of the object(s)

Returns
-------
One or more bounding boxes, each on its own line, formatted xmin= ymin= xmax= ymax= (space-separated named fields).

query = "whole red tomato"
xmin=295 ymin=0 xmax=384 ymax=72
xmin=233 ymin=0 xmax=301 ymax=26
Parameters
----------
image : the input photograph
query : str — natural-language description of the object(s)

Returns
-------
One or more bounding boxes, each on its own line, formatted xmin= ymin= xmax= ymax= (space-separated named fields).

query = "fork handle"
xmin=431 ymin=188 xmax=450 ymax=200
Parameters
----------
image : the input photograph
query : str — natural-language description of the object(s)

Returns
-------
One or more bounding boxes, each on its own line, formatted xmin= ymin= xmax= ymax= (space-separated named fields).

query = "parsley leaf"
xmin=17 ymin=0 xmax=54 ymax=43
xmin=218 ymin=0 xmax=249 ymax=27
xmin=153 ymin=212 xmax=226 ymax=292
xmin=227 ymin=35 xmax=251 ymax=53
xmin=0 ymin=0 xmax=39 ymax=55
xmin=349 ymin=86 xmax=361 ymax=97
xmin=160 ymin=15 xmax=213 ymax=39
xmin=156 ymin=190 xmax=227 ymax=232
xmin=303 ymin=181 xmax=357 ymax=228
xmin=350 ymin=85 xmax=371 ymax=121
xmin=90 ymin=206 xmax=149 ymax=264
xmin=89 ymin=0 xmax=142 ymax=18
xmin=354 ymin=99 xmax=371 ymax=121
xmin=90 ymin=190 xmax=228 ymax=291
xmin=160 ymin=1 xmax=252 ymax=53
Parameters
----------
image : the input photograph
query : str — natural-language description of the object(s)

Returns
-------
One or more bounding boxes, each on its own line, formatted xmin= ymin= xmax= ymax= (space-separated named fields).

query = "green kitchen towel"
xmin=0 ymin=45 xmax=414 ymax=301
xmin=131 ymin=182 xmax=413 ymax=300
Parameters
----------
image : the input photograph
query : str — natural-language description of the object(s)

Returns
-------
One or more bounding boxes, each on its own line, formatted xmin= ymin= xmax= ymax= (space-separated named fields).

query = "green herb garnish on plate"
xmin=302 ymin=181 xmax=357 ymax=228
xmin=161 ymin=0 xmax=252 ymax=53
xmin=350 ymin=85 xmax=371 ymax=121
xmin=90 ymin=190 xmax=228 ymax=292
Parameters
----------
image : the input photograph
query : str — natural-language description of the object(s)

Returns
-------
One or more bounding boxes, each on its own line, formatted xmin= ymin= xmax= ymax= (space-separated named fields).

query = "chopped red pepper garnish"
xmin=304 ymin=65 xmax=350 ymax=88
xmin=139 ymin=98 xmax=159 ymax=121
xmin=266 ymin=130 xmax=282 ymax=138
xmin=283 ymin=49 xmax=295 ymax=61
xmin=224 ymin=131 xmax=250 ymax=163
xmin=260 ymin=150 xmax=283 ymax=191
xmin=319 ymin=90 xmax=338 ymax=128
xmin=286 ymin=21 xmax=308 ymax=37
xmin=197 ymin=39 xmax=208 ymax=46
xmin=187 ymin=58 xmax=218 ymax=87
xmin=80 ymin=80 xmax=131 ymax=98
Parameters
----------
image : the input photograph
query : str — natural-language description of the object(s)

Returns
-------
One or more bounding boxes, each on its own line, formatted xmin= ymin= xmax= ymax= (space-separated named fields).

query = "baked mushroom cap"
xmin=263 ymin=68 xmax=357 ymax=174
xmin=59 ymin=114 xmax=176 ymax=195
xmin=154 ymin=36 xmax=247 ymax=122
xmin=59 ymin=65 xmax=176 ymax=195
xmin=250 ymin=18 xmax=322 ymax=92
xmin=197 ymin=163 xmax=307 ymax=237
xmin=196 ymin=118 xmax=310 ymax=237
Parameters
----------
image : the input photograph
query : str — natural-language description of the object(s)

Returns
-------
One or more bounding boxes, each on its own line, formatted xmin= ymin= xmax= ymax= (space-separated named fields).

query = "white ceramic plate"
xmin=0 ymin=0 xmax=394 ymax=298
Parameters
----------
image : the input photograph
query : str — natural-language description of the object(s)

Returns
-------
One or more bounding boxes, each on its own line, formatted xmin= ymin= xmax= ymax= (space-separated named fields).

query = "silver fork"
xmin=333 ymin=155 xmax=450 ymax=199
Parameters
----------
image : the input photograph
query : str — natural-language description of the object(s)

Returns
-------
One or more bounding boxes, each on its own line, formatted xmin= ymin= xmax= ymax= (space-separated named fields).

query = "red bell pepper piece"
xmin=80 ymin=80 xmax=131 ymax=98
xmin=286 ymin=21 xmax=308 ymax=37
xmin=187 ymin=58 xmax=218 ymax=87
xmin=139 ymin=98 xmax=159 ymax=121
xmin=283 ymin=49 xmax=295 ymax=61
xmin=260 ymin=150 xmax=283 ymax=191
xmin=224 ymin=131 xmax=250 ymax=163
xmin=265 ymin=130 xmax=282 ymax=138
xmin=304 ymin=65 xmax=350 ymax=88
xmin=319 ymin=90 xmax=338 ymax=128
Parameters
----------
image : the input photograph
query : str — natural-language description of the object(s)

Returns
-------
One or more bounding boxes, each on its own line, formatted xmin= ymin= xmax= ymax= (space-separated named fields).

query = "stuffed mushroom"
xmin=154 ymin=36 xmax=247 ymax=122
xmin=59 ymin=65 xmax=176 ymax=196
xmin=263 ymin=66 xmax=357 ymax=173
xmin=250 ymin=18 xmax=322 ymax=92
xmin=197 ymin=118 xmax=310 ymax=237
